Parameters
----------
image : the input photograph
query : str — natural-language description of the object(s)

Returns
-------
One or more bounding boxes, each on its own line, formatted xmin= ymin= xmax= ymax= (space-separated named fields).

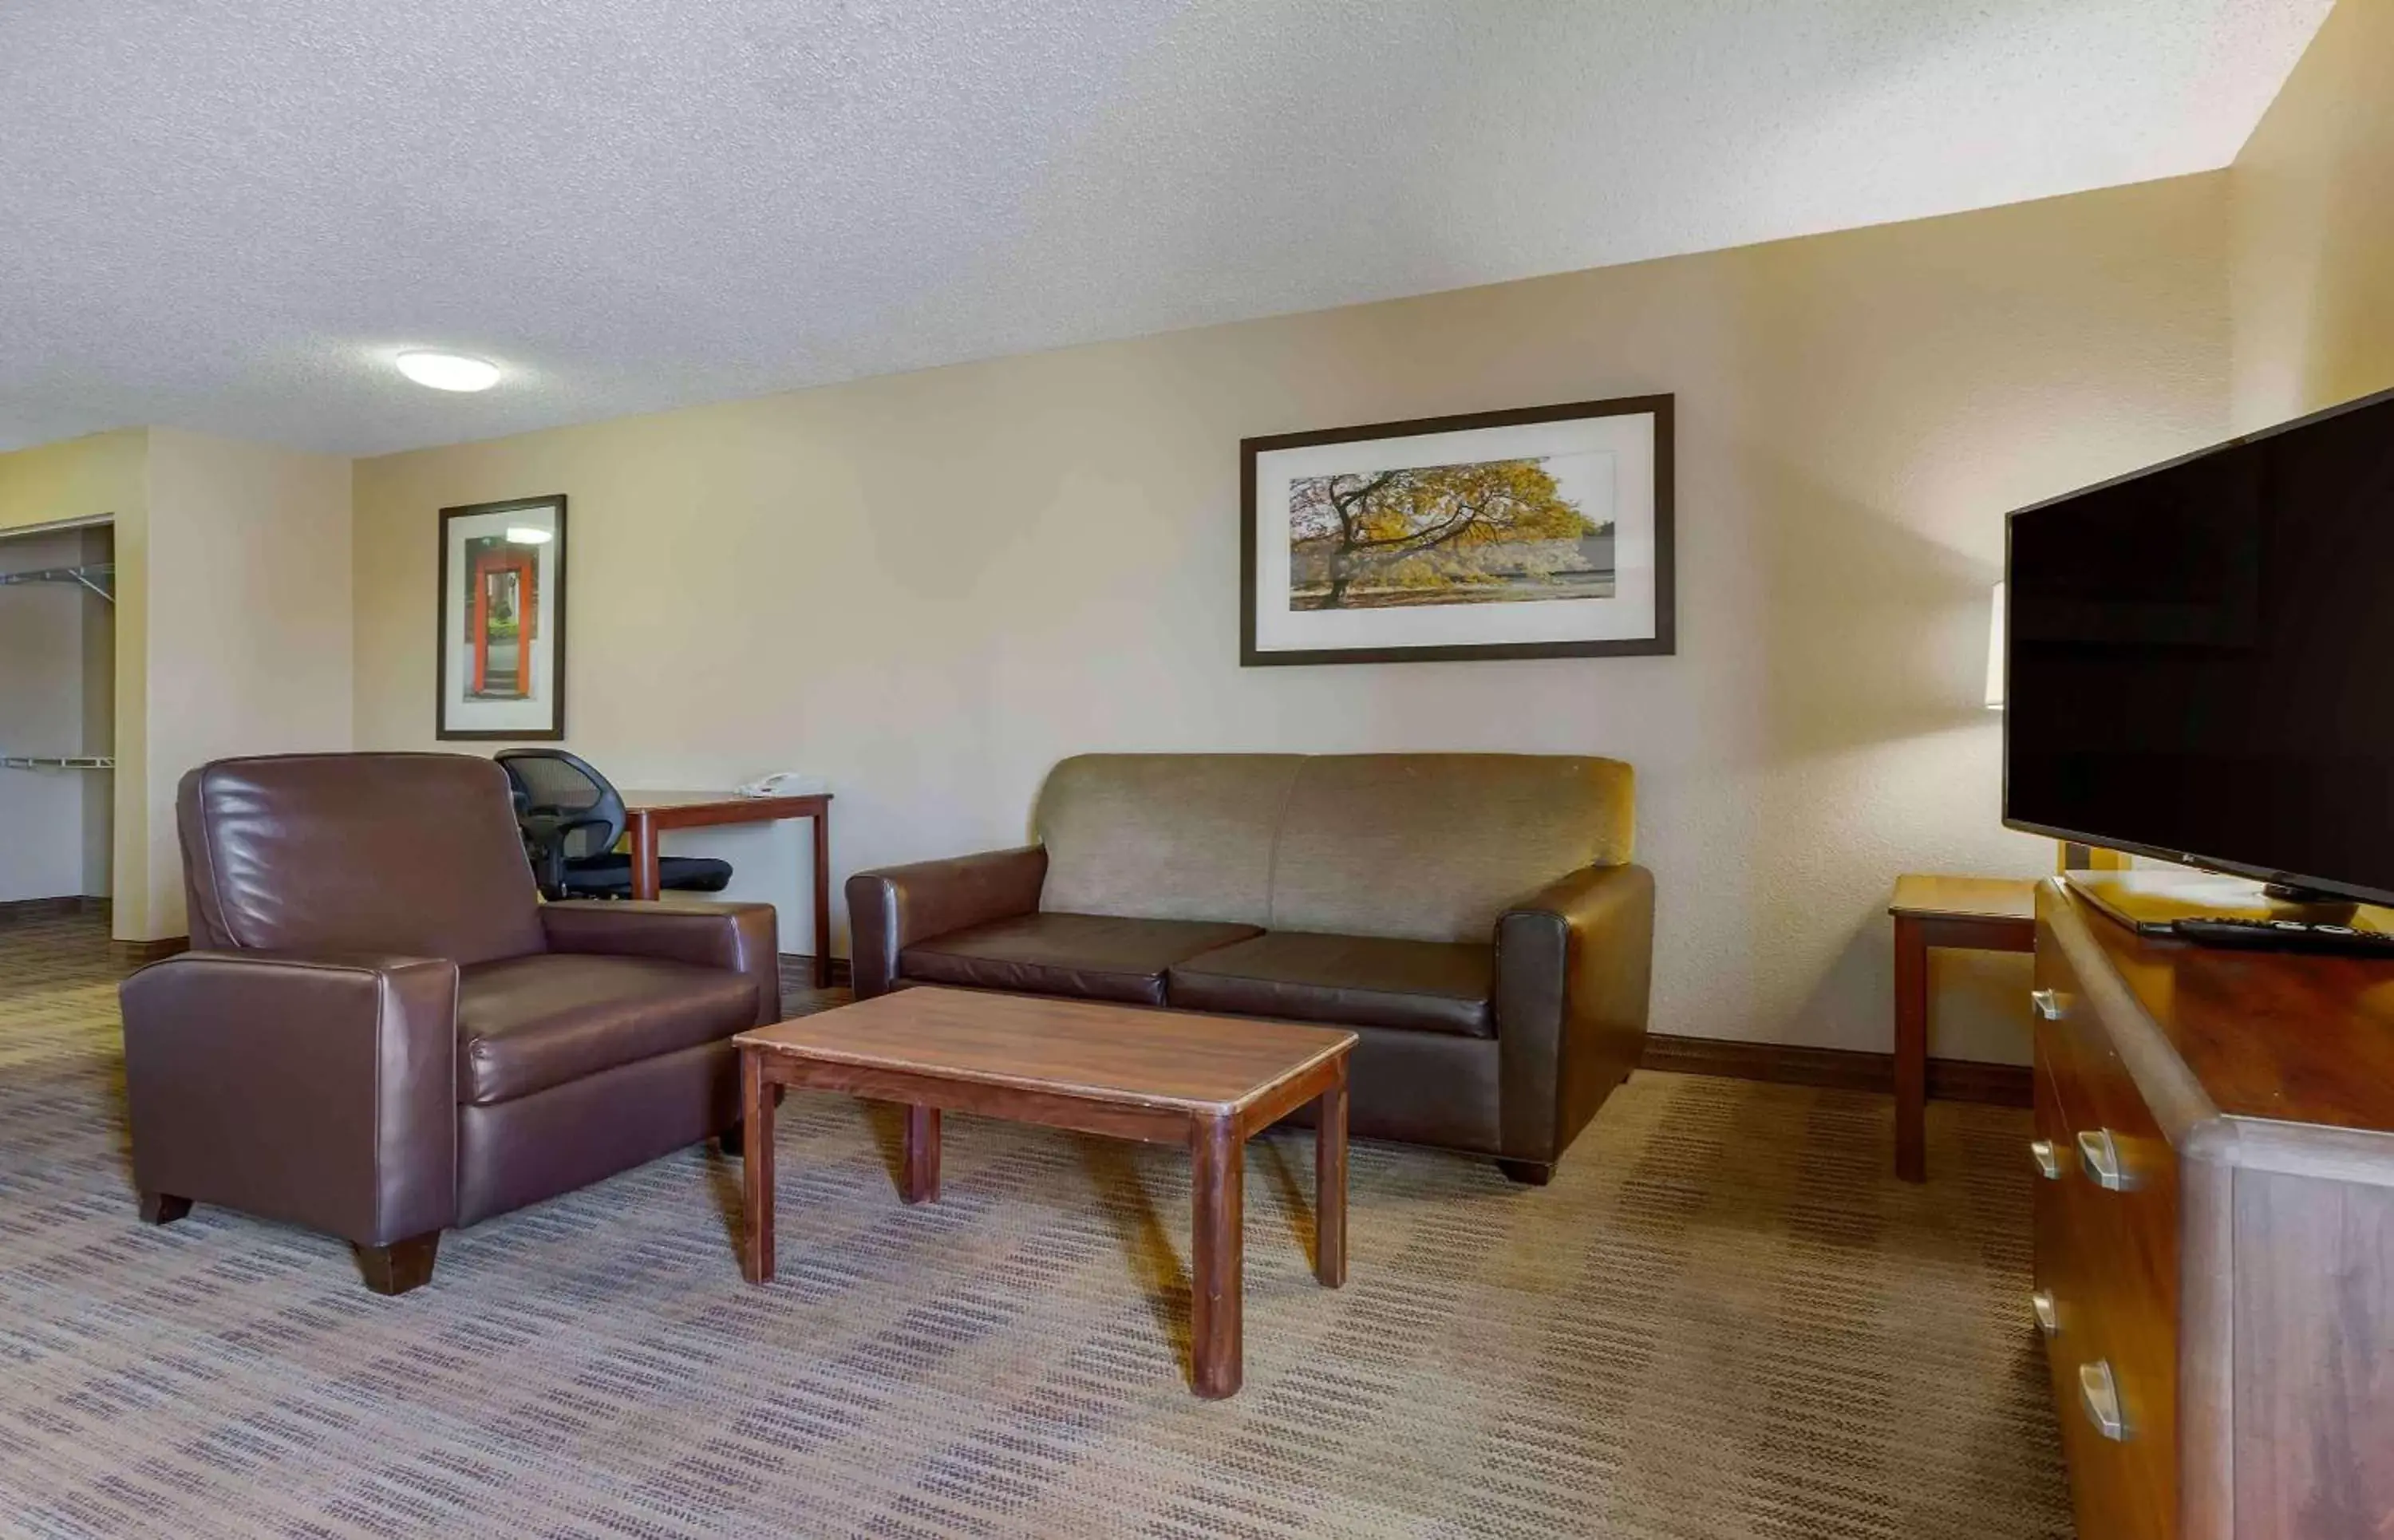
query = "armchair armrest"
xmin=845 ymin=845 xmax=1049 ymax=997
xmin=1492 ymin=863 xmax=1656 ymax=1170
xmin=118 ymin=950 xmax=460 ymax=1246
xmin=540 ymin=898 xmax=781 ymax=1026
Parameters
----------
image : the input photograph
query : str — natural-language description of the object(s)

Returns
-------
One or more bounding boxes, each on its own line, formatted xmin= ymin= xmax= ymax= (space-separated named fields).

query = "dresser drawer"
xmin=2033 ymin=920 xmax=2181 ymax=1539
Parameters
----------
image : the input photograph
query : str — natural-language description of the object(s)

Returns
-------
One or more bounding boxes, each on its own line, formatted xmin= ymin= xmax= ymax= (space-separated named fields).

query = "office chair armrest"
xmin=845 ymin=845 xmax=1049 ymax=998
xmin=541 ymin=899 xmax=782 ymax=1026
xmin=519 ymin=813 xmax=613 ymax=898
xmin=119 ymin=949 xmax=460 ymax=1246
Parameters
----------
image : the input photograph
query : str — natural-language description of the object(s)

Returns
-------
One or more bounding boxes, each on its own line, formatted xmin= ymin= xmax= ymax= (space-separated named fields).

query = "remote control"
xmin=2169 ymin=917 xmax=2394 ymax=957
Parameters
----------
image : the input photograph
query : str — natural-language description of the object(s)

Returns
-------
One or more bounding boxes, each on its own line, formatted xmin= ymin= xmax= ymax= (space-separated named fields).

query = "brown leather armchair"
xmin=120 ymin=753 xmax=780 ymax=1294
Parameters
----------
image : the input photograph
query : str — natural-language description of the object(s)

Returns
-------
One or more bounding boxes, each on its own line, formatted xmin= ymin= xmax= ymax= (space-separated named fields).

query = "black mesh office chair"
xmin=494 ymin=748 xmax=733 ymax=900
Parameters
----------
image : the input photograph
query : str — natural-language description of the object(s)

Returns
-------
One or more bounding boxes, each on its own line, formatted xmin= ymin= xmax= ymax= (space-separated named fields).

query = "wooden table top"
xmin=622 ymin=788 xmax=831 ymax=814
xmin=737 ymin=988 xmax=1356 ymax=1116
xmin=1889 ymin=874 xmax=2040 ymax=923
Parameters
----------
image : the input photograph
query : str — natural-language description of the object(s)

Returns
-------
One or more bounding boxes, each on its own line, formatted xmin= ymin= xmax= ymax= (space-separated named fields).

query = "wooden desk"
xmin=623 ymin=791 xmax=834 ymax=987
xmin=1888 ymin=874 xmax=2038 ymax=1183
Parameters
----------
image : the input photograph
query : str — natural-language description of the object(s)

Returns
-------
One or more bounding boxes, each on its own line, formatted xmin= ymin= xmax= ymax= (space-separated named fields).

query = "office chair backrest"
xmin=494 ymin=748 xmax=627 ymax=861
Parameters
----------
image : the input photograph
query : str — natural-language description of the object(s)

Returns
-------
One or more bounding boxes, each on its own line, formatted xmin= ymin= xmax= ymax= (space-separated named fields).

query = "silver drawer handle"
xmin=2079 ymin=1360 xmax=2129 ymax=1441
xmin=2076 ymin=1128 xmax=2133 ymax=1191
xmin=2029 ymin=1139 xmax=2061 ymax=1180
xmin=2030 ymin=989 xmax=2065 ymax=1021
xmin=2030 ymin=1289 xmax=2058 ymax=1337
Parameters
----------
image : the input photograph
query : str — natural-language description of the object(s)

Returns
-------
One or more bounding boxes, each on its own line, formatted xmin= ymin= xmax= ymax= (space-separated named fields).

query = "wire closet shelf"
xmin=0 ymin=563 xmax=113 ymax=603
xmin=1 ymin=560 xmax=117 ymax=769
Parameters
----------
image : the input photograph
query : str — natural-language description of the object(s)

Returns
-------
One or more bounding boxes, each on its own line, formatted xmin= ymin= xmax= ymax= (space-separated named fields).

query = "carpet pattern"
xmin=0 ymin=911 xmax=2071 ymax=1538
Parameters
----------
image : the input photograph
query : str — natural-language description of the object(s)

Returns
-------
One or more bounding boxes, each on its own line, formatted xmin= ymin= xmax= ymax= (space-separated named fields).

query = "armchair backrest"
xmin=179 ymin=752 xmax=547 ymax=964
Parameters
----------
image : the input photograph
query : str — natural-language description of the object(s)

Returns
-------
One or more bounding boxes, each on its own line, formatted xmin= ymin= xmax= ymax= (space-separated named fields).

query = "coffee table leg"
xmin=1190 ymin=1113 xmax=1244 ymax=1400
xmin=903 ymin=1104 xmax=941 ymax=1204
xmin=741 ymin=1049 xmax=776 ymax=1285
xmin=1315 ymin=1066 xmax=1348 ymax=1289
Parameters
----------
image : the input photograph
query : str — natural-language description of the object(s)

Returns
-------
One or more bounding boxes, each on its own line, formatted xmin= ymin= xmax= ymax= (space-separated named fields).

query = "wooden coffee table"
xmin=733 ymin=987 xmax=1357 ymax=1400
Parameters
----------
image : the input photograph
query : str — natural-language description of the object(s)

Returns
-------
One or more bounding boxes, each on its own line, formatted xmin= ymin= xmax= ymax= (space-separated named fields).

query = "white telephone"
xmin=734 ymin=770 xmax=825 ymax=799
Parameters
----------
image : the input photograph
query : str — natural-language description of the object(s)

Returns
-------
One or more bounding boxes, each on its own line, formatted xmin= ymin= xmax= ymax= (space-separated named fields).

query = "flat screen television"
xmin=2003 ymin=385 xmax=2394 ymax=908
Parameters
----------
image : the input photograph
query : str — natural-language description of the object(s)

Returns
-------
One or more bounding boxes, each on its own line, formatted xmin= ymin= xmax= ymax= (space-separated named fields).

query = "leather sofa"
xmin=848 ymin=753 xmax=1654 ymax=1183
xmin=119 ymin=752 xmax=780 ymax=1294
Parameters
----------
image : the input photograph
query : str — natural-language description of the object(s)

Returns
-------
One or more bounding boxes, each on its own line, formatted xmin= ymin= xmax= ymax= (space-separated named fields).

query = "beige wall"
xmin=142 ymin=428 xmax=354 ymax=937
xmin=0 ymin=428 xmax=148 ymax=929
xmin=356 ymin=174 xmax=2232 ymax=1060
xmin=2230 ymin=0 xmax=2394 ymax=428
xmin=0 ymin=426 xmax=354 ymax=936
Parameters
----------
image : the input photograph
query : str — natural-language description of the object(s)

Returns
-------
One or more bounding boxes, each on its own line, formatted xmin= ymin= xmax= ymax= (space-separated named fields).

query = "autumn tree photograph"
xmin=1286 ymin=454 xmax=1615 ymax=610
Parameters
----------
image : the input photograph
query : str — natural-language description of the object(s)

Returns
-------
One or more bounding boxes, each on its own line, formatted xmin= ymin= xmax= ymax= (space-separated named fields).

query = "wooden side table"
xmin=622 ymin=791 xmax=834 ymax=986
xmin=1888 ymin=875 xmax=2038 ymax=1182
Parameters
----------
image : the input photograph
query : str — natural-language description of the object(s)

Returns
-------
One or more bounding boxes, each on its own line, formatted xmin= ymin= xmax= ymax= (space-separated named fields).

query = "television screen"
xmin=2003 ymin=386 xmax=2394 ymax=906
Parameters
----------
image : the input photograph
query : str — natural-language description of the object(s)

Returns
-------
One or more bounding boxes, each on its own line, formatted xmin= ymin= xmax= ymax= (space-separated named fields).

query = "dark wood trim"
xmin=1639 ymin=1032 xmax=2032 ymax=1108
xmin=1922 ymin=1056 xmax=2034 ymax=1107
xmin=0 ymin=895 xmax=109 ymax=921
xmin=1238 ymin=393 xmax=1675 ymax=667
xmin=435 ymin=493 xmax=568 ymax=741
xmin=112 ymin=934 xmax=189 ymax=965
xmin=778 ymin=953 xmax=850 ymax=989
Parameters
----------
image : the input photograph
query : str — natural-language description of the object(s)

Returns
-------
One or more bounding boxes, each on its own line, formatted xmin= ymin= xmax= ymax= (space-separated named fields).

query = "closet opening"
xmin=0 ymin=519 xmax=115 ymax=923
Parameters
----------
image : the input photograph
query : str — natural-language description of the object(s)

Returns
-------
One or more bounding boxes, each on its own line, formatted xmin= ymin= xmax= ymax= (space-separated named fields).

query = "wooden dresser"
xmin=2033 ymin=880 xmax=2394 ymax=1538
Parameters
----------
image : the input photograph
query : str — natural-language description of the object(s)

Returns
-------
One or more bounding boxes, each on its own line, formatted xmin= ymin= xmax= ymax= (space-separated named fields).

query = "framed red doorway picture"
xmin=437 ymin=494 xmax=567 ymax=740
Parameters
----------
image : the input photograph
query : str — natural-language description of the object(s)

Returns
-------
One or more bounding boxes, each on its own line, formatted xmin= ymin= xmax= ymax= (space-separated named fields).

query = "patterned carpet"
xmin=0 ymin=910 xmax=2071 ymax=1538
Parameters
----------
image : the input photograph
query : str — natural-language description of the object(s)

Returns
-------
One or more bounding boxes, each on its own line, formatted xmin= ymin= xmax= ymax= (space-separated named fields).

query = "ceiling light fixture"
xmin=394 ymin=350 xmax=501 ymax=393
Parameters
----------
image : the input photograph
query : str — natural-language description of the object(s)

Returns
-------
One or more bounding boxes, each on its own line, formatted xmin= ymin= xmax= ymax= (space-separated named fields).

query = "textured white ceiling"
xmin=0 ymin=0 xmax=2333 ymax=457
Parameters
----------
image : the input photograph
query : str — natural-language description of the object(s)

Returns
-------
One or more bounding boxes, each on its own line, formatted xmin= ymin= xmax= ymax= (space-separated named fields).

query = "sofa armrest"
xmin=845 ymin=845 xmax=1049 ymax=997
xmin=541 ymin=898 xmax=781 ymax=1026
xmin=1491 ymin=863 xmax=1656 ymax=1167
xmin=118 ymin=950 xmax=461 ymax=1246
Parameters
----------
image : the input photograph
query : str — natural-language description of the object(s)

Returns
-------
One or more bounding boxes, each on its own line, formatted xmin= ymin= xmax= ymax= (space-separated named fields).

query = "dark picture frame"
xmin=1240 ymin=394 xmax=1674 ymax=666
xmin=435 ymin=494 xmax=569 ymax=740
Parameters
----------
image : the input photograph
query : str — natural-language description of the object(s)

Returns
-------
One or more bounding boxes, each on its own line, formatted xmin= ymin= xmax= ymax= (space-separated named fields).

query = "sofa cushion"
xmin=900 ymin=912 xmax=1264 ymax=1005
xmin=1266 ymin=754 xmax=1633 ymax=942
xmin=1033 ymin=754 xmax=1302 ymax=926
xmin=457 ymin=953 xmax=760 ymax=1106
xmin=1167 ymin=931 xmax=1495 ymax=1038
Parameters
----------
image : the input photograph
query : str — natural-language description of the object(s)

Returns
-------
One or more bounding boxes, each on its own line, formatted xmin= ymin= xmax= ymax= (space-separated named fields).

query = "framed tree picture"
xmin=1240 ymin=395 xmax=1673 ymax=665
xmin=436 ymin=494 xmax=567 ymax=740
